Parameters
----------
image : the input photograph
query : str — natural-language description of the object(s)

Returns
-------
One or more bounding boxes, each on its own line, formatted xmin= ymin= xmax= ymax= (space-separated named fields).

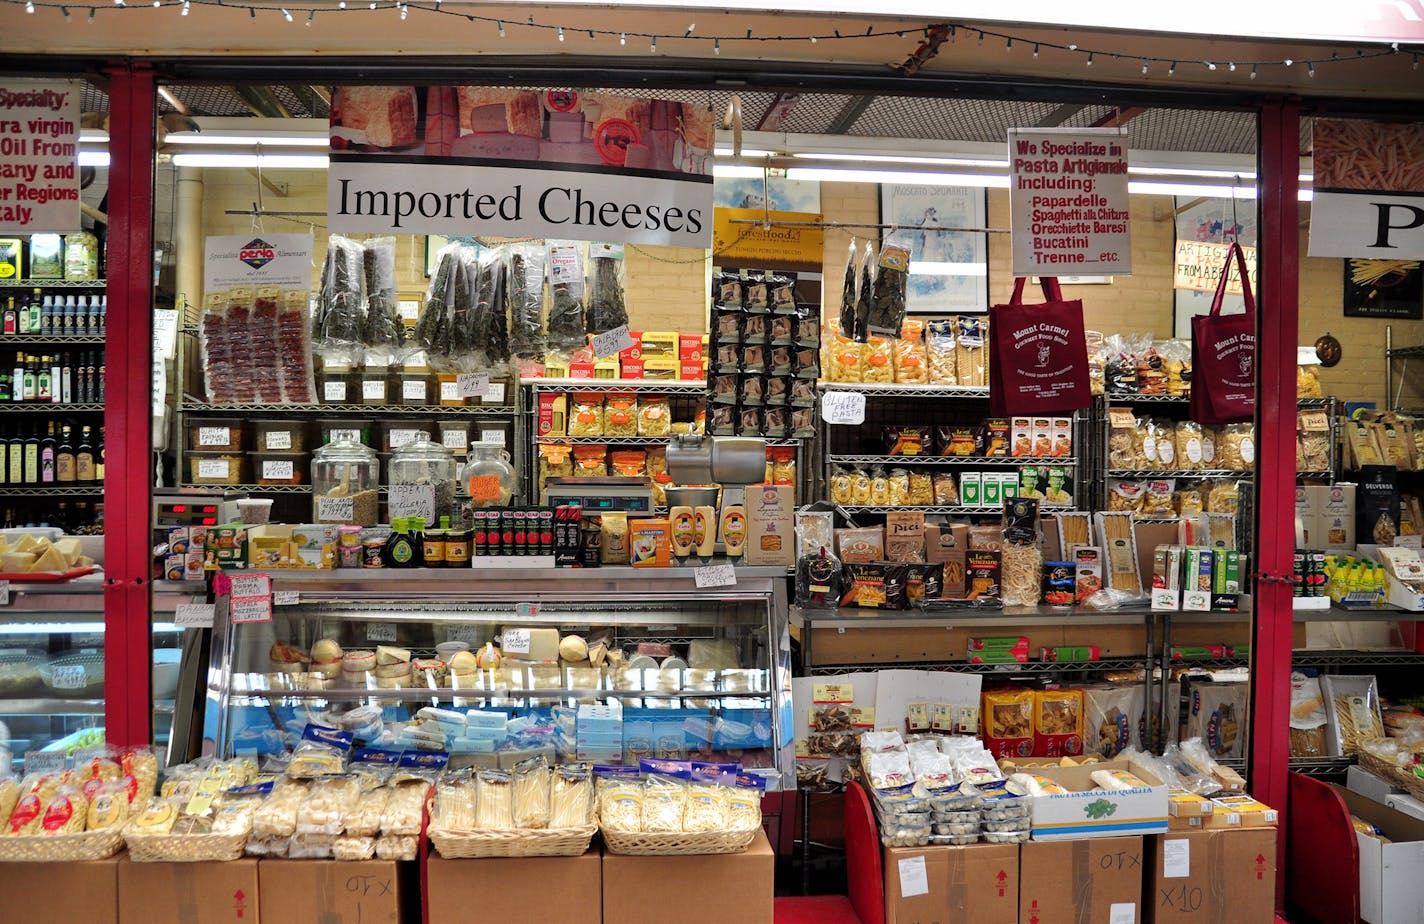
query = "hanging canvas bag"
xmin=989 ymin=276 xmax=1092 ymax=416
xmin=1190 ymin=242 xmax=1256 ymax=425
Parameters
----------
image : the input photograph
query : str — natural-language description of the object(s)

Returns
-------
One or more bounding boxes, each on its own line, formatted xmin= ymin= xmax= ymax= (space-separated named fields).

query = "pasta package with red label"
xmin=1033 ymin=689 xmax=1085 ymax=758
xmin=982 ymin=689 xmax=1035 ymax=759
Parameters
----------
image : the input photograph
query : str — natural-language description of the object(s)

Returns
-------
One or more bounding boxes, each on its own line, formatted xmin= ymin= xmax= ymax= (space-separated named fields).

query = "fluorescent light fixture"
xmin=712 ymin=147 xmax=773 ymax=158
xmin=78 ymin=151 xmax=110 ymax=167
xmin=712 ymin=164 xmax=770 ymax=179
xmin=163 ymin=132 xmax=330 ymax=147
xmin=1127 ymin=180 xmax=1257 ymax=198
xmin=170 ymin=153 xmax=330 ymax=168
xmin=0 ymin=621 xmax=104 ymax=634
xmin=912 ymin=262 xmax=987 ymax=277
xmin=785 ymin=167 xmax=1011 ymax=188
xmin=795 ymin=151 xmax=1006 ymax=168
xmin=1129 ymin=165 xmax=1255 ymax=179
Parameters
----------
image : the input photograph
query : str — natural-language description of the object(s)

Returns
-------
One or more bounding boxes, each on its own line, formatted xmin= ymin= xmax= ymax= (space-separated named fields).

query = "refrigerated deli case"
xmin=202 ymin=567 xmax=795 ymax=791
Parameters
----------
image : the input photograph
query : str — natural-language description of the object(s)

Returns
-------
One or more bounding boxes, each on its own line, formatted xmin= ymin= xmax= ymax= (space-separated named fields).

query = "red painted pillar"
xmin=1251 ymin=96 xmax=1300 ymax=911
xmin=102 ymin=62 xmax=155 ymax=749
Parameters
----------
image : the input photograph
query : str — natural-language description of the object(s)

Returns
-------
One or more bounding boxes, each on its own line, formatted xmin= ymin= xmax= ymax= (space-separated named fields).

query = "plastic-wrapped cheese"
xmin=501 ymin=627 xmax=559 ymax=661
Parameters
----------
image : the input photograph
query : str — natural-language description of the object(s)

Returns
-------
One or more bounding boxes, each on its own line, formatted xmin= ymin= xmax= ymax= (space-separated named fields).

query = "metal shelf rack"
xmin=828 ymin=454 xmax=1077 ymax=468
xmin=0 ymin=279 xmax=105 ymax=289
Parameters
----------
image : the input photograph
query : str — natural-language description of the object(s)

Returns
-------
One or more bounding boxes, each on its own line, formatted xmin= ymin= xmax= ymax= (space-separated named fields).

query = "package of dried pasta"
xmin=1107 ymin=408 xmax=1141 ymax=470
xmin=549 ymin=764 xmax=593 ymax=828
xmin=926 ymin=319 xmax=957 ymax=384
xmin=568 ymin=394 xmax=606 ymax=438
xmin=1141 ymin=479 xmax=1176 ymax=517
xmin=512 ymin=756 xmax=551 ymax=829
xmin=474 ymin=769 xmax=514 ymax=829
xmin=862 ymin=336 xmax=894 ymax=383
xmin=682 ymin=773 xmax=731 ymax=833
xmin=894 ymin=321 xmax=929 ymax=384
xmin=432 ymin=773 xmax=477 ymax=830
xmin=955 ymin=316 xmax=988 ymax=387
xmin=1033 ymin=689 xmax=1085 ymax=758
xmin=981 ymin=689 xmax=1035 ymax=759
xmin=1323 ymin=674 xmax=1385 ymax=757
xmin=1108 ymin=480 xmax=1146 ymax=514
xmin=1085 ymin=329 xmax=1105 ymax=395
xmin=604 ymin=394 xmax=638 ymax=438
xmin=597 ymin=777 xmax=644 ymax=833
xmin=827 ymin=332 xmax=864 ymax=382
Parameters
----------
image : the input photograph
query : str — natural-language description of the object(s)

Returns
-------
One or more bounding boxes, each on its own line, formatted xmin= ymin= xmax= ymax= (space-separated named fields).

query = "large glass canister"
xmin=458 ymin=442 xmax=517 ymax=508
xmin=389 ymin=438 xmax=458 ymax=525
xmin=312 ymin=439 xmax=381 ymax=525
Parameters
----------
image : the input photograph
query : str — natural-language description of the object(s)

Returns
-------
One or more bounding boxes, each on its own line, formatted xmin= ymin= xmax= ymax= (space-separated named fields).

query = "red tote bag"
xmin=989 ymin=276 xmax=1093 ymax=416
xmin=1190 ymin=242 xmax=1256 ymax=425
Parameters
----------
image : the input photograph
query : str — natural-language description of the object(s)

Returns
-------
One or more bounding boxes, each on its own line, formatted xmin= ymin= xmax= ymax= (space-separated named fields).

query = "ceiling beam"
xmin=1092 ymin=106 xmax=1148 ymax=128
xmin=1036 ymin=103 xmax=1085 ymax=127
xmin=755 ymin=93 xmax=801 ymax=131
xmin=828 ymin=95 xmax=875 ymax=135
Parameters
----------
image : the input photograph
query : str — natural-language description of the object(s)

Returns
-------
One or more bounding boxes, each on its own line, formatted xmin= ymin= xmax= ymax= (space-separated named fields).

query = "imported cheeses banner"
xmin=327 ymin=87 xmax=714 ymax=248
xmin=1310 ymin=118 xmax=1424 ymax=259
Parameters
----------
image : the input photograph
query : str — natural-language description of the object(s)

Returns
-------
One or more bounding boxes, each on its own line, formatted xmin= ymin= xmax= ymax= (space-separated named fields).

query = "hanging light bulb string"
xmin=10 ymin=0 xmax=1422 ymax=77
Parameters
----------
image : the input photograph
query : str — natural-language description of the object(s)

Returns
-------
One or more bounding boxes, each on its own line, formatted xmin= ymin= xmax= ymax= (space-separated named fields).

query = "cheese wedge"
xmin=1 ymin=551 xmax=37 ymax=572
xmin=55 ymin=538 xmax=82 ymax=567
xmin=13 ymin=535 xmax=39 ymax=554
xmin=33 ymin=546 xmax=67 ymax=572
xmin=375 ymin=645 xmax=412 ymax=665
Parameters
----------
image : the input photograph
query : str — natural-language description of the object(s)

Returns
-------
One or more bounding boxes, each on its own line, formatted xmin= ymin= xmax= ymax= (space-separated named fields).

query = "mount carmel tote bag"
xmin=1190 ymin=241 xmax=1256 ymax=425
xmin=989 ymin=276 xmax=1092 ymax=416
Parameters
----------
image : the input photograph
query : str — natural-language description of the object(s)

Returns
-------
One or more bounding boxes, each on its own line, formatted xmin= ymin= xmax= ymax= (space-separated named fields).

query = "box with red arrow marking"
xmin=883 ymin=842 xmax=1018 ymax=924
xmin=118 ymin=856 xmax=260 ymax=924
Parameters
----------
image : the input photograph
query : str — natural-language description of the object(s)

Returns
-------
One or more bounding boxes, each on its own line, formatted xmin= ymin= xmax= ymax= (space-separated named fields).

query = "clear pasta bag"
xmin=512 ymin=756 xmax=551 ymax=829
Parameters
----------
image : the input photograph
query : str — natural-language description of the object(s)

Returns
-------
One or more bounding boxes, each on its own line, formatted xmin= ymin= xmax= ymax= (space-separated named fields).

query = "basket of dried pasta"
xmin=427 ymin=758 xmax=596 ymax=858
xmin=0 ymin=748 xmax=158 ymax=862
xmin=597 ymin=761 xmax=764 ymax=856
xmin=122 ymin=756 xmax=263 ymax=862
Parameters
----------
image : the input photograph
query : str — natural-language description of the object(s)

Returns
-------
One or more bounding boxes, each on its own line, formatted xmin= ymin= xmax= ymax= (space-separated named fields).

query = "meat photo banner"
xmin=327 ymin=88 xmax=714 ymax=248
xmin=1309 ymin=119 xmax=1424 ymax=260
xmin=1008 ymin=128 xmax=1132 ymax=278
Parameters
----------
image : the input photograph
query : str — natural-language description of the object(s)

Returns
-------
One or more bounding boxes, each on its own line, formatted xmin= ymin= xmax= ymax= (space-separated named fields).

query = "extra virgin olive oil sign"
xmin=0 ymin=81 xmax=81 ymax=233
xmin=1008 ymin=128 xmax=1132 ymax=277
xmin=327 ymin=88 xmax=715 ymax=248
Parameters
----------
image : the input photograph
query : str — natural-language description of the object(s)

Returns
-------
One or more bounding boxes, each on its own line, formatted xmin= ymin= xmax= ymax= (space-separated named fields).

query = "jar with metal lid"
xmin=389 ymin=438 xmax=458 ymax=525
xmin=312 ymin=439 xmax=381 ymax=526
xmin=458 ymin=442 xmax=516 ymax=508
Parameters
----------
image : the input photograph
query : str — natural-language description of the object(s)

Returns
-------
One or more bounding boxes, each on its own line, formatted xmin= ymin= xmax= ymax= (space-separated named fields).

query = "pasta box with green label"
xmin=1025 ymin=757 xmax=1168 ymax=841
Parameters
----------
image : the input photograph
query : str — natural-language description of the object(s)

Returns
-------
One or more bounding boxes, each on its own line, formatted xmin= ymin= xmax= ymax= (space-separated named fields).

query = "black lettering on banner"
xmin=539 ymin=187 xmax=571 ymax=224
xmin=687 ymin=209 xmax=703 ymax=234
xmin=663 ymin=206 xmax=683 ymax=233
xmin=644 ymin=204 xmax=662 ymax=230
xmin=474 ymin=193 xmax=496 ymax=219
xmin=599 ymin=200 xmax=621 ymax=227
xmin=1371 ymin=202 xmax=1424 ymax=248
xmin=622 ymin=202 xmax=643 ymax=228
xmin=501 ymin=186 xmax=522 ymax=220
xmin=573 ymin=188 xmax=596 ymax=226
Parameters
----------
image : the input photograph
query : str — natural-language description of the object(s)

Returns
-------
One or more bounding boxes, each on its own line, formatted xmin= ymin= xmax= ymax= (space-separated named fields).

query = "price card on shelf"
xmin=402 ymin=379 xmax=427 ymax=402
xmin=262 ymin=460 xmax=295 ymax=481
xmin=50 ymin=664 xmax=88 ymax=690
xmin=324 ymin=380 xmax=347 ymax=403
xmin=440 ymin=380 xmax=460 ymax=402
xmin=694 ymin=563 xmax=737 ymax=588
xmin=458 ymin=372 xmax=489 ymax=398
xmin=230 ymin=574 xmax=271 ymax=598
xmin=197 ymin=458 xmax=231 ymax=480
xmin=231 ymin=596 xmax=273 ymax=624
xmin=442 ymin=429 xmax=470 ymax=451
xmin=198 ymin=427 xmax=232 ymax=447
xmin=273 ymin=591 xmax=301 ymax=607
xmin=388 ymin=429 xmax=424 ymax=449
xmin=592 ymin=324 xmax=634 ymax=359
xmin=398 ymin=299 xmax=421 ymax=321
xmin=174 ymin=603 xmax=216 ymax=628
xmin=483 ymin=382 xmax=506 ymax=404
xmin=514 ymin=602 xmax=540 ymax=618
xmin=265 ymin=430 xmax=293 ymax=451
xmin=24 ymin=751 xmax=67 ymax=775
xmin=331 ymin=428 xmax=362 ymax=444
xmin=363 ymin=380 xmax=387 ymax=401
xmin=388 ymin=484 xmax=435 ymax=523
xmin=0 ymin=580 xmax=10 ymax=606
xmin=820 ymin=391 xmax=866 ymax=426
xmin=502 ymin=628 xmax=532 ymax=655
xmin=447 ymin=624 xmax=483 ymax=645
xmin=367 ymin=623 xmax=397 ymax=642
xmin=479 ymin=429 xmax=506 ymax=446
xmin=316 ymin=496 xmax=354 ymax=523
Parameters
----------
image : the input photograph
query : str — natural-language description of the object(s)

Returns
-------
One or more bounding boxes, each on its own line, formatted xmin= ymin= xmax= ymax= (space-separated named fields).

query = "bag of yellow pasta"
xmin=537 ymin=443 xmax=574 ymax=503
xmin=604 ymin=394 xmax=638 ymax=438
xmin=887 ymin=468 xmax=911 ymax=507
xmin=862 ymin=336 xmax=894 ymax=383
xmin=869 ymin=467 xmax=892 ymax=506
xmin=568 ymin=393 xmax=605 ymax=438
xmin=38 ymin=783 xmax=87 ymax=835
xmin=926 ymin=319 xmax=957 ymax=384
xmin=894 ymin=320 xmax=929 ymax=384
xmin=572 ymin=444 xmax=608 ymax=477
xmin=828 ymin=332 xmax=864 ymax=383
xmin=830 ymin=466 xmax=855 ymax=506
xmin=638 ymin=395 xmax=671 ymax=437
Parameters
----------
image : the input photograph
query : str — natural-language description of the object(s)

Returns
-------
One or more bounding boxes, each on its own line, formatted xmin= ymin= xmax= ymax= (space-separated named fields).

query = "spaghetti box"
xmin=567 ymin=360 xmax=596 ymax=379
xmin=680 ymin=360 xmax=704 ymax=380
xmin=679 ymin=334 xmax=703 ymax=362
xmin=1025 ymin=758 xmax=1168 ymax=840
xmin=204 ymin=523 xmax=248 ymax=569
xmin=619 ymin=331 xmax=644 ymax=362
xmin=639 ymin=331 xmax=679 ymax=359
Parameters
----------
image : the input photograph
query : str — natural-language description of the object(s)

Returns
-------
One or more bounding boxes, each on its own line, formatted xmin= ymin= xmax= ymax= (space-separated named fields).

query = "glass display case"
xmin=0 ymin=579 xmax=184 ymax=774
xmin=204 ymin=567 xmax=794 ymax=788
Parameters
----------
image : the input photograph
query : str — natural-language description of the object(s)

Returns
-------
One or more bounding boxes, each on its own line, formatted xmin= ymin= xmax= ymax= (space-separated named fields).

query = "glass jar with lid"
xmin=458 ymin=442 xmax=516 ymax=508
xmin=389 ymin=437 xmax=457 ymax=524
xmin=312 ymin=439 xmax=381 ymax=525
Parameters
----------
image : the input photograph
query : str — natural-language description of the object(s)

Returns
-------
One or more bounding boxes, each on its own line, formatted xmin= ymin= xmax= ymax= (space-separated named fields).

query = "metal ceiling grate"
xmin=848 ymin=96 xmax=1064 ymax=142
xmin=778 ymin=93 xmax=859 ymax=134
xmin=1122 ymin=108 xmax=1257 ymax=154
xmin=162 ymin=84 xmax=256 ymax=117
xmin=80 ymin=82 xmax=108 ymax=114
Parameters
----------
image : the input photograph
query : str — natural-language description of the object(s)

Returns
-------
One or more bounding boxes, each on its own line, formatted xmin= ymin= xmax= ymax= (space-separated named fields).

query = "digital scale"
xmin=152 ymin=487 xmax=234 ymax=529
xmin=542 ymin=477 xmax=655 ymax=513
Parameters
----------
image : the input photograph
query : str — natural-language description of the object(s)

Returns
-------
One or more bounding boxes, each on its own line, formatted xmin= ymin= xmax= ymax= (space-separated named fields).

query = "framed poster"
xmin=1344 ymin=259 xmax=1423 ymax=319
xmin=879 ymin=184 xmax=989 ymax=313
xmin=1172 ymin=196 xmax=1258 ymax=338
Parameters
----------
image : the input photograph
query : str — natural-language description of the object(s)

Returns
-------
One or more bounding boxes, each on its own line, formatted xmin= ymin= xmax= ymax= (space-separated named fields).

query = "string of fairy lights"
xmin=11 ymin=0 xmax=1424 ymax=77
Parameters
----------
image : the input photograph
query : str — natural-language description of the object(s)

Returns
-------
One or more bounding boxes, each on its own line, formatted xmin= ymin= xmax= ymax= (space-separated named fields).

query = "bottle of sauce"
xmin=720 ymin=503 xmax=747 ymax=559
xmin=384 ymin=517 xmax=418 ymax=568
xmin=669 ymin=505 xmax=696 ymax=560
xmin=694 ymin=506 xmax=717 ymax=558
xmin=444 ymin=515 xmax=471 ymax=567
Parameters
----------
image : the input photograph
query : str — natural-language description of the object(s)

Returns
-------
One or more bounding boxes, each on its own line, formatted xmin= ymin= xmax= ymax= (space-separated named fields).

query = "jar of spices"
xmin=361 ymin=363 xmax=392 ymax=406
xmin=320 ymin=361 xmax=354 ymax=405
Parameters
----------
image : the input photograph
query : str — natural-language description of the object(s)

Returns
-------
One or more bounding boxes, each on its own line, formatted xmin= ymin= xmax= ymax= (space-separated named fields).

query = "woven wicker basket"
xmin=124 ymin=829 xmax=249 ymax=862
xmin=600 ymin=826 xmax=758 ymax=856
xmin=0 ymin=827 xmax=123 ymax=862
xmin=428 ymin=824 xmax=596 ymax=858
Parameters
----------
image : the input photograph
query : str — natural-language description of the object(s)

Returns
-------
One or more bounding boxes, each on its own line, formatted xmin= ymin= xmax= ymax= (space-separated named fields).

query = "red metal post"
xmin=102 ymin=62 xmax=155 ymax=749
xmin=1250 ymin=96 xmax=1300 ymax=911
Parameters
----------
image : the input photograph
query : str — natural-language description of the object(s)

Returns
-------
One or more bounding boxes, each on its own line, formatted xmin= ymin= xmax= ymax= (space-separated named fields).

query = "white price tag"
xmin=448 ymin=625 xmax=484 ymax=644
xmin=695 ymin=564 xmax=738 ymax=588
xmin=514 ymin=602 xmax=540 ymax=618
xmin=458 ymin=372 xmax=489 ymax=398
xmin=197 ymin=459 xmax=230 ymax=480
xmin=264 ymin=430 xmax=292 ymax=451
xmin=442 ymin=429 xmax=469 ymax=451
xmin=592 ymin=324 xmax=634 ymax=359
xmin=1108 ymin=903 xmax=1137 ymax=924
xmin=316 ymin=495 xmax=355 ymax=522
xmin=479 ymin=429 xmax=505 ymax=446
xmin=502 ymin=628 xmax=532 ymax=655
xmin=230 ymin=574 xmax=271 ymax=598
xmin=1162 ymin=839 xmax=1191 ymax=879
xmin=483 ymin=382 xmax=506 ymax=403
xmin=402 ymin=379 xmax=427 ymax=401
xmin=821 ymin=391 xmax=866 ymax=426
xmin=367 ymin=622 xmax=397 ymax=642
xmin=388 ymin=483 xmax=435 ymax=522
xmin=363 ymin=380 xmax=387 ymax=401
xmin=398 ymin=299 xmax=421 ymax=321
xmin=323 ymin=380 xmax=347 ymax=402
xmin=24 ymin=751 xmax=67 ymax=775
xmin=174 ymin=603 xmax=215 ymax=628
xmin=273 ymin=590 xmax=301 ymax=606
xmin=262 ymin=460 xmax=295 ymax=481
xmin=331 ymin=428 xmax=362 ymax=444
xmin=152 ymin=308 xmax=180 ymax=360
xmin=50 ymin=663 xmax=87 ymax=690
xmin=440 ymin=380 xmax=460 ymax=402
xmin=897 ymin=856 xmax=929 ymax=898
xmin=198 ymin=427 xmax=231 ymax=447
xmin=388 ymin=429 xmax=423 ymax=449
xmin=0 ymin=581 xmax=10 ymax=605
xmin=230 ymin=596 xmax=273 ymax=624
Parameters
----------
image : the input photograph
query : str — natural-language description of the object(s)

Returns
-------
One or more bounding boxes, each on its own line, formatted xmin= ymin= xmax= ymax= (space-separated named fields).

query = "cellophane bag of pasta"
xmin=1323 ymin=674 xmax=1385 ymax=757
xmin=569 ymin=394 xmax=606 ymax=438
xmin=1298 ymin=361 xmax=1324 ymax=398
xmin=1218 ymin=424 xmax=1255 ymax=472
xmin=863 ymin=335 xmax=894 ymax=383
xmin=867 ymin=236 xmax=910 ymax=337
xmin=982 ymin=689 xmax=1035 ymax=759
xmin=1289 ymin=672 xmax=1328 ymax=758
xmin=1085 ymin=330 xmax=1106 ymax=395
xmin=572 ymin=444 xmax=608 ymax=477
xmin=894 ymin=320 xmax=929 ymax=384
xmin=1034 ymin=689 xmax=1085 ymax=758
xmin=683 ymin=767 xmax=732 ymax=833
xmin=512 ymin=756 xmax=551 ymax=829
xmin=1142 ymin=479 xmax=1176 ymax=517
xmin=586 ymin=242 xmax=629 ymax=334
xmin=506 ymin=242 xmax=548 ymax=358
xmin=604 ymin=393 xmax=638 ymax=438
xmin=1160 ymin=339 xmax=1192 ymax=398
xmin=825 ymin=322 xmax=863 ymax=382
xmin=926 ymin=319 xmax=957 ymax=384
xmin=854 ymin=241 xmax=875 ymax=342
xmin=1108 ymin=480 xmax=1146 ymax=514
xmin=441 ymin=245 xmax=477 ymax=372
xmin=1000 ymin=498 xmax=1043 ymax=606
xmin=1150 ymin=419 xmax=1178 ymax=469
xmin=638 ymin=395 xmax=671 ymax=436
xmin=1102 ymin=334 xmax=1136 ymax=394
xmin=955 ymin=316 xmax=988 ymax=387
xmin=1137 ymin=341 xmax=1168 ymax=395
xmin=1082 ymin=685 xmax=1143 ymax=759
xmin=1175 ymin=421 xmax=1204 ymax=472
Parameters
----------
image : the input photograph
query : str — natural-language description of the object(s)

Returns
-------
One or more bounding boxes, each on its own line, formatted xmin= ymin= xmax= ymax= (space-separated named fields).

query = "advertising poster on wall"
xmin=1008 ymin=128 xmax=1132 ymax=278
xmin=880 ymin=184 xmax=988 ymax=312
xmin=1310 ymin=119 xmax=1424 ymax=260
xmin=327 ymin=88 xmax=715 ymax=248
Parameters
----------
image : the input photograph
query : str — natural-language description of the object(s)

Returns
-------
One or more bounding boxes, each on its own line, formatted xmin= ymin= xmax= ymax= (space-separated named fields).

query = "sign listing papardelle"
xmin=327 ymin=87 xmax=715 ymax=248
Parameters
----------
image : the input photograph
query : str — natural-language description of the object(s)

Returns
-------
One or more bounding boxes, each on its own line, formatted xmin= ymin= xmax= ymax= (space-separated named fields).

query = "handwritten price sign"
xmin=820 ymin=391 xmax=866 ymax=425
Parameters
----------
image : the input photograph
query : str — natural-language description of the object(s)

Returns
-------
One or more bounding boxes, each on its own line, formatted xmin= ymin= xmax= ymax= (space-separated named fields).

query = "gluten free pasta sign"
xmin=1309 ymin=119 xmax=1424 ymax=259
xmin=327 ymin=87 xmax=714 ymax=248
xmin=1008 ymin=128 xmax=1132 ymax=277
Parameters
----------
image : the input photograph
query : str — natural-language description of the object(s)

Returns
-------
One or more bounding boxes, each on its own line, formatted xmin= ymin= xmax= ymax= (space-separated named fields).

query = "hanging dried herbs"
xmin=506 ymin=243 xmax=547 ymax=357
xmin=586 ymin=243 xmax=629 ymax=334
xmin=320 ymin=235 xmax=366 ymax=347
xmin=361 ymin=236 xmax=403 ymax=351
xmin=867 ymin=238 xmax=910 ymax=337
xmin=546 ymin=241 xmax=587 ymax=350
xmin=839 ymin=238 xmax=858 ymax=337
xmin=854 ymin=241 xmax=874 ymax=342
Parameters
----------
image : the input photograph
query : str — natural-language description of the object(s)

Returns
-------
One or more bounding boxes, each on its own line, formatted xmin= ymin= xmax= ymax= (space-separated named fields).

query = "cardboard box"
xmin=258 ymin=859 xmax=407 ymax=924
xmin=0 ymin=856 xmax=117 ymax=924
xmin=1321 ymin=483 xmax=1357 ymax=549
xmin=883 ymin=843 xmax=1019 ymax=924
xmin=1145 ymin=829 xmax=1276 ymax=924
xmin=118 ymin=856 xmax=259 ymax=924
xmin=1348 ymin=765 xmax=1402 ymax=804
xmin=1020 ymin=836 xmax=1144 ymax=924
xmin=1335 ymin=783 xmax=1424 ymax=924
xmin=428 ymin=848 xmax=601 ymax=924
xmin=747 ymin=484 xmax=795 ymax=567
xmin=602 ymin=829 xmax=773 ymax=924
xmin=1026 ymin=758 xmax=1168 ymax=840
